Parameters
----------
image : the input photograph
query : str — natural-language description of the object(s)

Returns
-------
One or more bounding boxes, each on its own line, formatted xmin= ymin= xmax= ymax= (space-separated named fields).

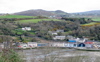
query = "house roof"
xmin=85 ymin=42 xmax=93 ymax=44
xmin=85 ymin=40 xmax=99 ymax=42
xmin=85 ymin=40 xmax=100 ymax=44
xmin=68 ymin=40 xmax=76 ymax=42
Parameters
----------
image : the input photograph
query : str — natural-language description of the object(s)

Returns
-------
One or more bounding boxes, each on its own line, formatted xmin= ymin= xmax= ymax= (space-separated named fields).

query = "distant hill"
xmin=50 ymin=10 xmax=70 ymax=17
xmin=0 ymin=14 xmax=4 ymax=15
xmin=71 ymin=10 xmax=100 ymax=18
xmin=76 ymin=10 xmax=100 ymax=14
xmin=14 ymin=9 xmax=56 ymax=17
xmin=13 ymin=9 xmax=70 ymax=18
xmin=14 ymin=9 xmax=100 ymax=18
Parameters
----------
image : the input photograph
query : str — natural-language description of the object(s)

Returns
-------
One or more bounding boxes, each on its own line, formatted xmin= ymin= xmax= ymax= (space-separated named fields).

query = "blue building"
xmin=68 ymin=40 xmax=76 ymax=42
xmin=37 ymin=43 xmax=48 ymax=47
xmin=65 ymin=43 xmax=77 ymax=47
xmin=65 ymin=40 xmax=77 ymax=47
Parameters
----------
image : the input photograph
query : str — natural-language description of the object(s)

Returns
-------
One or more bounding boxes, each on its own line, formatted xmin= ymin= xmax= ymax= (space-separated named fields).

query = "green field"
xmin=17 ymin=19 xmax=62 ymax=23
xmin=81 ymin=22 xmax=100 ymax=27
xmin=12 ymin=29 xmax=35 ymax=35
xmin=82 ymin=22 xmax=96 ymax=25
xmin=64 ymin=31 xmax=72 ymax=34
xmin=0 ymin=15 xmax=34 ymax=18
xmin=92 ymin=18 xmax=100 ymax=21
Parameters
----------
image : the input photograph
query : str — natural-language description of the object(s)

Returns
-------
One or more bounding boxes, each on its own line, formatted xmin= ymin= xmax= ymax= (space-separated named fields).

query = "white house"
xmin=75 ymin=38 xmax=87 ymax=42
xmin=27 ymin=42 xmax=37 ymax=47
xmin=17 ymin=43 xmax=28 ymax=49
xmin=66 ymin=35 xmax=75 ymax=40
xmin=50 ymin=42 xmax=65 ymax=47
xmin=48 ymin=31 xmax=58 ymax=35
xmin=51 ymin=32 xmax=57 ymax=35
xmin=0 ymin=43 xmax=4 ymax=49
xmin=53 ymin=36 xmax=66 ymax=40
xmin=64 ymin=43 xmax=77 ymax=47
xmin=56 ymin=30 xmax=64 ymax=32
xmin=48 ymin=30 xmax=64 ymax=35
xmin=22 ymin=27 xmax=31 ymax=31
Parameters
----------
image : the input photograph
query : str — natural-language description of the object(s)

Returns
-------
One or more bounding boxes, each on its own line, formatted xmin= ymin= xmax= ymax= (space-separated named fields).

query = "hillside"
xmin=16 ymin=19 xmax=62 ymax=23
xmin=50 ymin=10 xmax=70 ymax=17
xmin=13 ymin=9 xmax=70 ymax=18
xmin=76 ymin=10 xmax=100 ymax=15
xmin=71 ymin=10 xmax=100 ymax=18
xmin=0 ymin=14 xmax=34 ymax=18
xmin=14 ymin=9 xmax=56 ymax=17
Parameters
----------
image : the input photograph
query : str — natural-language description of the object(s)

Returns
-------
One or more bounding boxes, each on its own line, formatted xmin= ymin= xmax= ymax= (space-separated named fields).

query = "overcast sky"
xmin=0 ymin=0 xmax=100 ymax=13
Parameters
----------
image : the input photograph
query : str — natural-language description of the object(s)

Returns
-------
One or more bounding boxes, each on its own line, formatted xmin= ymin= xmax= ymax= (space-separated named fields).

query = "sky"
xmin=0 ymin=0 xmax=100 ymax=13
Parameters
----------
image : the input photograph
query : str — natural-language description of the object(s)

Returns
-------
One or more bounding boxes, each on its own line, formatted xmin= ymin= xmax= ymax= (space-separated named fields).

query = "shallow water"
xmin=17 ymin=48 xmax=100 ymax=62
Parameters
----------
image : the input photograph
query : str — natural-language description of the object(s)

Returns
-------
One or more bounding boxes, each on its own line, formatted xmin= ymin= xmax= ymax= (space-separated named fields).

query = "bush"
xmin=0 ymin=49 xmax=23 ymax=62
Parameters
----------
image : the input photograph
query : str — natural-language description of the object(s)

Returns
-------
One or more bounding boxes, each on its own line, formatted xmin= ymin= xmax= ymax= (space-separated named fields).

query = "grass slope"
xmin=92 ymin=18 xmax=100 ymax=21
xmin=81 ymin=22 xmax=100 ymax=27
xmin=0 ymin=15 xmax=34 ymax=18
xmin=17 ymin=19 xmax=62 ymax=23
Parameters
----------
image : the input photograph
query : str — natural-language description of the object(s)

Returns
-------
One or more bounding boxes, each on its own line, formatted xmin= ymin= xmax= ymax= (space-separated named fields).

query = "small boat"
xmin=74 ymin=47 xmax=100 ymax=51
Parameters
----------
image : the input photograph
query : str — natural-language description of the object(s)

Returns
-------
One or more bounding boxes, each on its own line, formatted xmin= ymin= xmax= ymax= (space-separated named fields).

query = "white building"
xmin=51 ymin=32 xmax=58 ymax=35
xmin=22 ymin=27 xmax=31 ymax=31
xmin=64 ymin=43 xmax=77 ymax=47
xmin=66 ymin=35 xmax=75 ymax=40
xmin=17 ymin=43 xmax=28 ymax=49
xmin=56 ymin=30 xmax=64 ymax=32
xmin=48 ymin=31 xmax=58 ymax=35
xmin=27 ymin=42 xmax=37 ymax=47
xmin=50 ymin=42 xmax=65 ymax=47
xmin=0 ymin=43 xmax=4 ymax=49
xmin=75 ymin=38 xmax=87 ymax=42
xmin=53 ymin=36 xmax=66 ymax=40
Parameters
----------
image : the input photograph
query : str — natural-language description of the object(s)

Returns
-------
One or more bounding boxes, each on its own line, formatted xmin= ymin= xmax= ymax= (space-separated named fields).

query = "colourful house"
xmin=65 ymin=40 xmax=77 ymax=47
xmin=27 ymin=42 xmax=37 ymax=47
xmin=68 ymin=40 xmax=76 ymax=42
xmin=64 ymin=43 xmax=77 ymax=47
xmin=37 ymin=43 xmax=48 ymax=47
xmin=84 ymin=40 xmax=100 ymax=48
xmin=77 ymin=43 xmax=85 ymax=47
xmin=50 ymin=42 xmax=65 ymax=47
